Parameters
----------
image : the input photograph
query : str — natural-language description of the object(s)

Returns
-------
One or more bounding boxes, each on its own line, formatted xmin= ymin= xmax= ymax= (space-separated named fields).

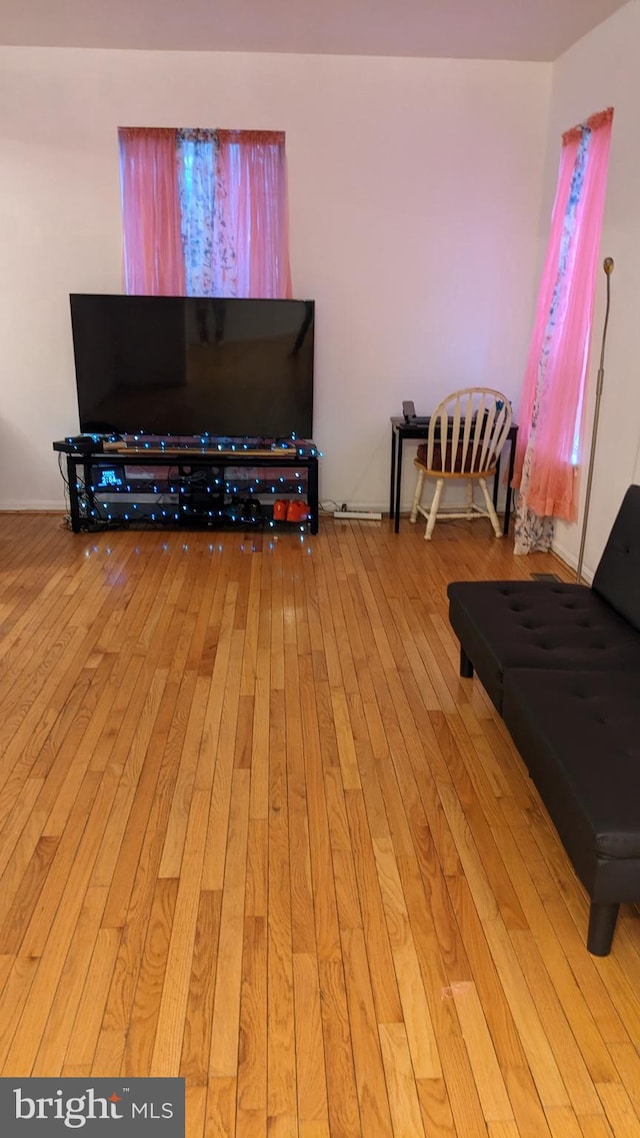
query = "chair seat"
xmin=416 ymin=445 xmax=498 ymax=478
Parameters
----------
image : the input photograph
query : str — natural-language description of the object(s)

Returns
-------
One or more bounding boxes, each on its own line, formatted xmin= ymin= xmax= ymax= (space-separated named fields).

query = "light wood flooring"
xmin=0 ymin=511 xmax=639 ymax=1137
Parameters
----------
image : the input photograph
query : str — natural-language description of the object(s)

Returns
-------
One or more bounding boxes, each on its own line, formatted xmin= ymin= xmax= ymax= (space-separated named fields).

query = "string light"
xmin=72 ymin=438 xmax=319 ymax=532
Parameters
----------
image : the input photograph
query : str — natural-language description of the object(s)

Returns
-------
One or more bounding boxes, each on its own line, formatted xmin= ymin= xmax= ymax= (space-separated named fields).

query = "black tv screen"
xmin=69 ymin=294 xmax=315 ymax=439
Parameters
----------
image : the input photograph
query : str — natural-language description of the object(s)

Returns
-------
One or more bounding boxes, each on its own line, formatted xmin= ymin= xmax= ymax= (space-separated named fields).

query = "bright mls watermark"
xmin=0 ymin=1079 xmax=185 ymax=1135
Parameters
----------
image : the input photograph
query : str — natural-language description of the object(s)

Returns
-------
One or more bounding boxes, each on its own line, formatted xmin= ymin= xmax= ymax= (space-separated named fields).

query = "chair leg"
xmin=479 ymin=477 xmax=502 ymax=538
xmin=466 ymin=479 xmax=474 ymax=515
xmin=425 ymin=478 xmax=444 ymax=540
xmin=409 ymin=469 xmax=424 ymax=523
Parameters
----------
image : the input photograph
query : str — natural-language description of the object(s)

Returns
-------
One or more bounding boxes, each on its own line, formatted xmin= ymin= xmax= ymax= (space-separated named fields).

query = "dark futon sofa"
xmin=447 ymin=484 xmax=640 ymax=955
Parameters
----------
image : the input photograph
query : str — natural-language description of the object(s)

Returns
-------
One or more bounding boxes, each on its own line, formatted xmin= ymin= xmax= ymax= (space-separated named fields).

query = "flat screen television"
xmin=69 ymin=294 xmax=315 ymax=439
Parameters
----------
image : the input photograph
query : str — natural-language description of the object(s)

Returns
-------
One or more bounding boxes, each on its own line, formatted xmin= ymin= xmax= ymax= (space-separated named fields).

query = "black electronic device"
xmin=53 ymin=435 xmax=105 ymax=454
xmin=69 ymin=294 xmax=315 ymax=440
xmin=402 ymin=400 xmax=416 ymax=422
xmin=93 ymin=464 xmax=125 ymax=489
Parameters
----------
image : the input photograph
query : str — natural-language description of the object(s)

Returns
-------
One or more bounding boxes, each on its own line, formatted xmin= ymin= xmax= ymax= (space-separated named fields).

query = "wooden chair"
xmin=409 ymin=387 xmax=512 ymax=540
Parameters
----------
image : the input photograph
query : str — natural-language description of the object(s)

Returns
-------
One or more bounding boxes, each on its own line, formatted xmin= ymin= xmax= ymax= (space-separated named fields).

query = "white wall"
xmin=0 ymin=47 xmax=551 ymax=510
xmin=548 ymin=1 xmax=640 ymax=578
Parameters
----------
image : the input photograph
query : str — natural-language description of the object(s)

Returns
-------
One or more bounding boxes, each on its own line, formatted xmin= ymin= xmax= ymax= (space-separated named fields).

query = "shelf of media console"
xmin=54 ymin=435 xmax=321 ymax=535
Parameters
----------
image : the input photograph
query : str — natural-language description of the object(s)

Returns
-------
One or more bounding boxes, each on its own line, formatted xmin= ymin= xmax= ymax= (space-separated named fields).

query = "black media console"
xmin=54 ymin=436 xmax=320 ymax=534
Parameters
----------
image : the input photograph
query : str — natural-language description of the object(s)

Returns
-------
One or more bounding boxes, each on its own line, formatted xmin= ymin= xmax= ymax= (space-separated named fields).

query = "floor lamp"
xmin=576 ymin=257 xmax=614 ymax=584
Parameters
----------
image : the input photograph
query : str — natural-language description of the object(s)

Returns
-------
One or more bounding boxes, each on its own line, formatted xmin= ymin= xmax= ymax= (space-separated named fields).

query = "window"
xmin=512 ymin=108 xmax=613 ymax=554
xmin=118 ymin=127 xmax=292 ymax=299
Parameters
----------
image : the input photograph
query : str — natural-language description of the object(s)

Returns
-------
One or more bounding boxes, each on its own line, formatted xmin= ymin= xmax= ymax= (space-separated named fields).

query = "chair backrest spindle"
xmin=425 ymin=388 xmax=512 ymax=476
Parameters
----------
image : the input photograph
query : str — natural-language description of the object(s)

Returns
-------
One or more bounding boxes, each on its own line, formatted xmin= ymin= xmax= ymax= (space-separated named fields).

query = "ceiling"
xmin=0 ymin=0 xmax=630 ymax=62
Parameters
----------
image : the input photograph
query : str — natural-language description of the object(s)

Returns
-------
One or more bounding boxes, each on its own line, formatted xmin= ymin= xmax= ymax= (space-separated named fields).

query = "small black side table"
xmin=389 ymin=417 xmax=518 ymax=536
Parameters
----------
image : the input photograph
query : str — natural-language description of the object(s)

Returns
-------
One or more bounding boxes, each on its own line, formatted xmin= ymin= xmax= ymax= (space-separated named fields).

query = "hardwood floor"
xmin=1 ymin=511 xmax=639 ymax=1137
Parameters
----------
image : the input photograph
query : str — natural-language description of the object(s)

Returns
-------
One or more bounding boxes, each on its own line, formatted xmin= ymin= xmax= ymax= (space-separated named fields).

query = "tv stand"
xmin=54 ymin=436 xmax=320 ymax=534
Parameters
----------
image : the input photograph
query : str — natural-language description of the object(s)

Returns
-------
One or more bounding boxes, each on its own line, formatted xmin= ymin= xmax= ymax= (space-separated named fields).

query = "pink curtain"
xmin=512 ymin=108 xmax=613 ymax=553
xmin=216 ymin=130 xmax=293 ymax=298
xmin=119 ymin=128 xmax=185 ymax=295
xmin=120 ymin=128 xmax=292 ymax=300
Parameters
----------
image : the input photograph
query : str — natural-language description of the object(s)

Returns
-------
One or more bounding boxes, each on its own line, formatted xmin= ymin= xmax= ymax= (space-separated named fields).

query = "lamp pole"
xmin=576 ymin=257 xmax=614 ymax=584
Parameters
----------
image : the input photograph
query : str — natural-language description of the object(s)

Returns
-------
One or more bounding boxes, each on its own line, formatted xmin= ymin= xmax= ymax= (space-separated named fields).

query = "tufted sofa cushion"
xmin=447 ymin=579 xmax=640 ymax=712
xmin=503 ymin=668 xmax=640 ymax=880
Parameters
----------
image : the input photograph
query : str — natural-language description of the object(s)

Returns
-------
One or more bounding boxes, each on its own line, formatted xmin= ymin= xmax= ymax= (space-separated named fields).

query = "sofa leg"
xmin=460 ymin=647 xmax=474 ymax=679
xmin=587 ymin=901 xmax=619 ymax=956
